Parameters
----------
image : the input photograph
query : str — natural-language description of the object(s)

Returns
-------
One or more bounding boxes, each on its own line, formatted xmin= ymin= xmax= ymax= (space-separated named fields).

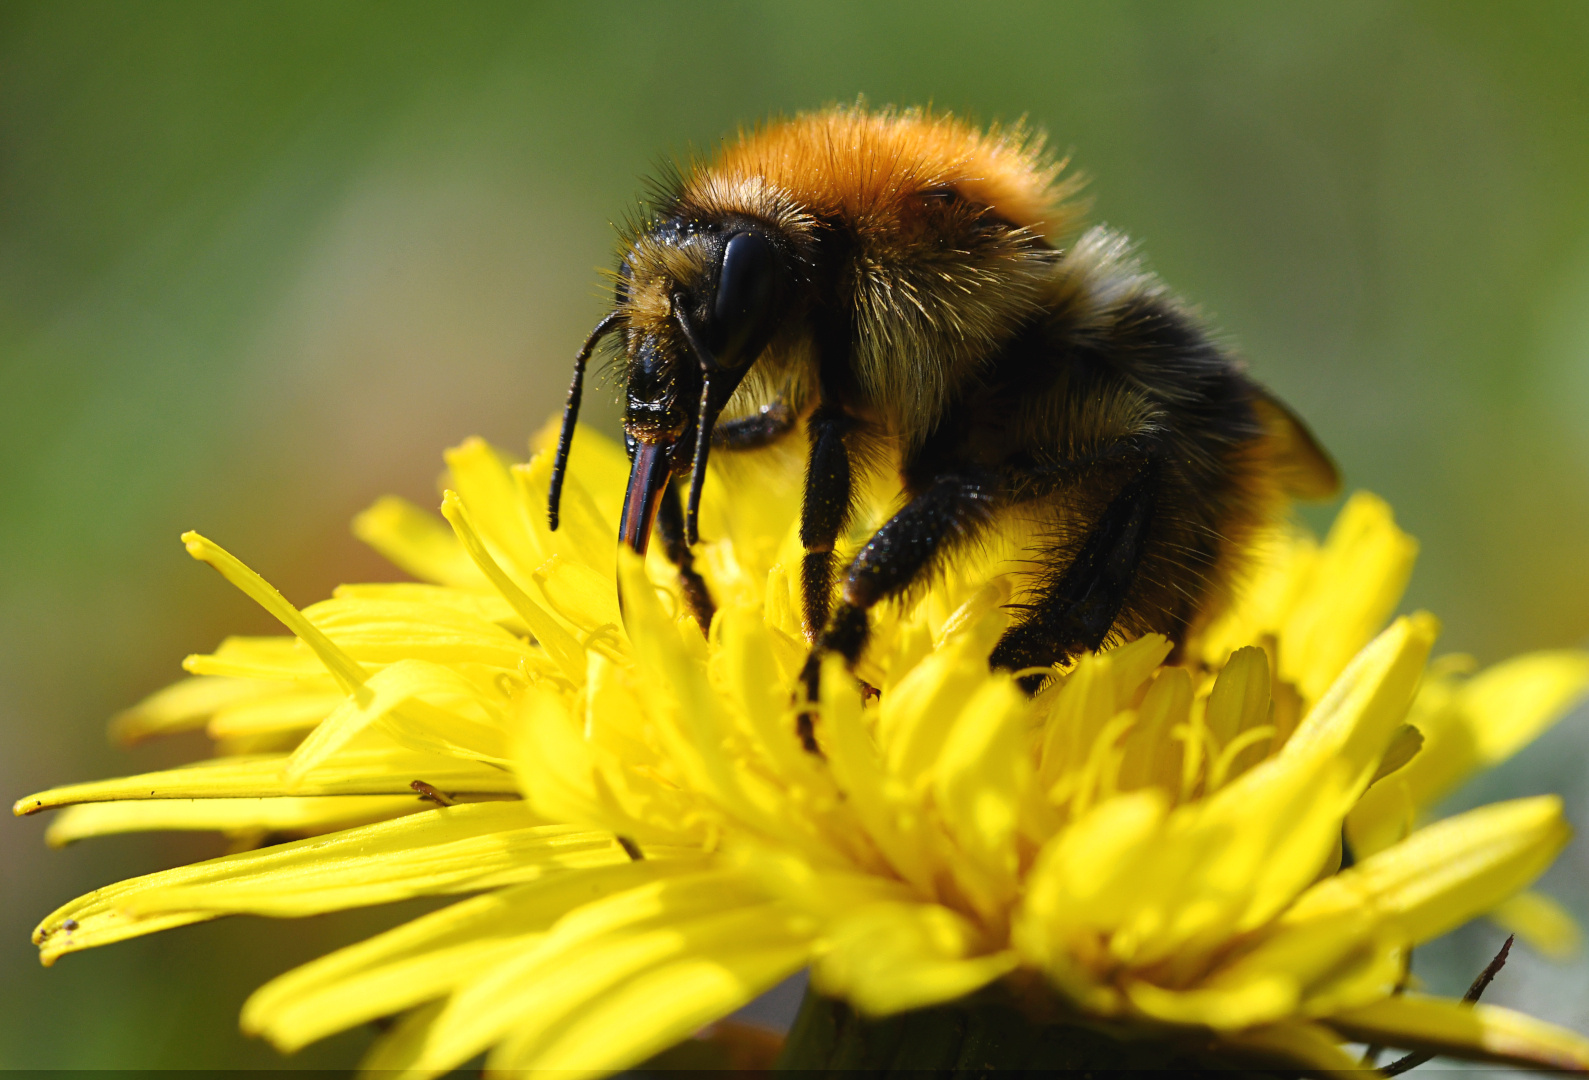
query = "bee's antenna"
xmin=670 ymin=296 xmax=724 ymax=547
xmin=548 ymin=312 xmax=621 ymax=531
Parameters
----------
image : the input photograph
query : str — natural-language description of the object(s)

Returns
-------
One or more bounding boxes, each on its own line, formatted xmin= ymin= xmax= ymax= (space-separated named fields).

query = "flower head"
xmin=19 ymin=426 xmax=1589 ymax=1076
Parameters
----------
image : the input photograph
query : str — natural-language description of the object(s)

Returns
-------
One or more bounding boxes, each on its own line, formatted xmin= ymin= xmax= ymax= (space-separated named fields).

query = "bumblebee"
xmin=548 ymin=105 xmax=1338 ymax=702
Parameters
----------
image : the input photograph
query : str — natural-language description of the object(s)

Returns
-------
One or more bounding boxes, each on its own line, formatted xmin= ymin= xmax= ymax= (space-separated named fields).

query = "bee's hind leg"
xmin=655 ymin=479 xmax=716 ymax=633
xmin=989 ymin=463 xmax=1162 ymax=691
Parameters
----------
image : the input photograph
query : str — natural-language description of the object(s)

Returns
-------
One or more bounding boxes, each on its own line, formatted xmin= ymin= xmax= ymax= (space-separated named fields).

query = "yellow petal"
xmin=1368 ymin=650 xmax=1589 ymax=832
xmin=44 ymin=796 xmax=419 ymax=846
xmin=1125 ymin=975 xmax=1298 ymax=1030
xmin=1199 ymin=908 xmax=1401 ymax=1023
xmin=529 ymin=419 xmax=632 ymax=510
xmin=1036 ymin=650 xmax=1117 ymax=794
xmin=1218 ymin=1020 xmax=1367 ymax=1074
xmin=1326 ymin=994 xmax=1589 ymax=1071
xmin=443 ymin=438 xmax=544 ymax=579
xmin=1461 ymin=650 xmax=1589 ymax=764
xmin=1344 ymin=774 xmax=1417 ymax=862
xmin=388 ymin=872 xmax=786 ymax=1077
xmin=818 ymin=654 xmax=940 ymax=898
xmin=206 ymin=686 xmax=346 ymax=739
xmin=1117 ymin=666 xmax=1193 ymax=794
xmin=14 ymin=750 xmax=515 ymax=817
xmin=304 ymin=595 xmax=535 ymax=670
xmin=512 ymin=684 xmax=619 ymax=833
xmin=1368 ymin=723 xmax=1423 ymax=786
xmin=490 ymin=941 xmax=807 ymax=1079
xmin=244 ymin=860 xmax=704 ymax=1053
xmin=932 ymin=576 xmax=1014 ymax=651
xmin=1018 ymin=789 xmax=1168 ymax=943
xmin=1282 ymin=613 xmax=1436 ymax=794
xmin=1279 ymin=491 xmax=1419 ymax=701
xmin=1102 ymin=633 xmax=1175 ymax=704
xmin=333 ymin=582 xmax=521 ymax=631
xmin=1490 ymin=890 xmax=1583 ymax=960
xmin=181 ymin=532 xmax=369 ymax=695
xmin=513 ymin=451 xmax=616 ymax=580
xmin=351 ymin=496 xmax=486 ymax=589
xmin=614 ymin=550 xmax=801 ymax=844
xmin=932 ymin=675 xmax=1029 ymax=892
xmin=1292 ymin=795 xmax=1570 ymax=946
xmin=715 ymin=603 xmax=833 ymax=795
xmin=878 ymin=608 xmax=1007 ymax=782
xmin=183 ymin=635 xmax=327 ymax=681
xmin=1203 ymin=645 xmax=1270 ymax=752
xmin=284 ymin=659 xmax=511 ymax=785
xmin=107 ymin=675 xmax=280 ymax=744
xmin=440 ymin=491 xmax=585 ymax=685
xmin=122 ymin=820 xmax=621 ymax=922
xmin=1132 ymin=755 xmax=1354 ymax=972
xmin=813 ymin=901 xmax=1016 ymax=1016
xmin=358 ymin=998 xmax=446 ymax=1077
xmin=528 ymin=421 xmax=631 ymax=572
xmin=532 ymin=554 xmax=624 ymax=639
xmin=513 ymin=677 xmax=708 ymax=848
xmin=31 ymin=803 xmax=619 ymax=964
xmin=736 ymin=843 xmax=917 ymax=919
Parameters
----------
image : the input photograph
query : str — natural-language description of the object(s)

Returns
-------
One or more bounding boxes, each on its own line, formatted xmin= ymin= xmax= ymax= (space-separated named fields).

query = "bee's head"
xmin=547 ymin=211 xmax=793 ymax=555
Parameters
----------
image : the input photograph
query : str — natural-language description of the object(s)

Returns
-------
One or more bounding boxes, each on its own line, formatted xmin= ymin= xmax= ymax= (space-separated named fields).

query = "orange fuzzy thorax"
xmin=687 ymin=105 xmax=1080 ymax=241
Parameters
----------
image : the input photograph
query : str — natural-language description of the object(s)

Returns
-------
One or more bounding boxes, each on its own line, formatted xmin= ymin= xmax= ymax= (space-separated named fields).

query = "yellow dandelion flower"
xmin=18 ymin=424 xmax=1589 ymax=1076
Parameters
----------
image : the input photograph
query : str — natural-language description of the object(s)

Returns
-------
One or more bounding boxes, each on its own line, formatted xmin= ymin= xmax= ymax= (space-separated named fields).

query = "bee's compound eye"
xmin=713 ymin=230 xmax=778 ymax=365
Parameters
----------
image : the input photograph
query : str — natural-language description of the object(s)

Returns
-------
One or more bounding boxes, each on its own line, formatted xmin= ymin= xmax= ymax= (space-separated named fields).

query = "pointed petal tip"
xmin=1409 ymin=608 xmax=1442 ymax=642
xmin=1328 ymin=994 xmax=1589 ymax=1073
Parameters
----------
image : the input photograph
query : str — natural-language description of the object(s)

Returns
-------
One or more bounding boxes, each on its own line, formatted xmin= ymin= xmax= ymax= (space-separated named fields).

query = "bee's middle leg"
xmin=800 ymin=469 xmax=1001 ymax=705
xmin=798 ymin=405 xmax=859 ymax=642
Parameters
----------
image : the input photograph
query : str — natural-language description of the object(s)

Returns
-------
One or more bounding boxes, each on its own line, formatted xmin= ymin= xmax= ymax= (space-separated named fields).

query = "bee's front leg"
xmin=657 ymin=400 xmax=798 ymax=635
xmin=654 ymin=479 xmax=716 ymax=633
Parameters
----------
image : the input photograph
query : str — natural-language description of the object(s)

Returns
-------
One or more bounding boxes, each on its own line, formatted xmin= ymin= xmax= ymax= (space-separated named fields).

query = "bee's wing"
xmin=1251 ymin=389 xmax=1341 ymax=500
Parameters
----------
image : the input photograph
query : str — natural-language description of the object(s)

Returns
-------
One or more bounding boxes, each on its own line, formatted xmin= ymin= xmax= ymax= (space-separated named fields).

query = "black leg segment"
xmin=799 ymin=405 xmax=858 ymax=639
xmin=798 ymin=602 xmax=868 ymax=747
xmin=655 ymin=479 xmax=716 ymax=633
xmin=990 ymin=463 xmax=1160 ymax=688
xmin=840 ymin=470 xmax=1001 ymax=612
xmin=799 ymin=470 xmax=1002 ymax=709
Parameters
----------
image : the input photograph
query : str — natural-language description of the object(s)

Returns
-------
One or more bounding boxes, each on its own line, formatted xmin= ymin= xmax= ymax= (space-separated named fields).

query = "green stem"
xmin=775 ymin=988 xmax=1302 ymax=1076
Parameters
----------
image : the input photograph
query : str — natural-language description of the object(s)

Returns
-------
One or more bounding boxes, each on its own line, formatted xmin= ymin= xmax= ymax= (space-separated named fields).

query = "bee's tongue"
xmin=618 ymin=440 xmax=673 ymax=555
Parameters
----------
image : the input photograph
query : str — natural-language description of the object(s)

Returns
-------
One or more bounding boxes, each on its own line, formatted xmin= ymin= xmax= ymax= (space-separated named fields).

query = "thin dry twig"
xmin=1380 ymin=935 xmax=1513 ymax=1077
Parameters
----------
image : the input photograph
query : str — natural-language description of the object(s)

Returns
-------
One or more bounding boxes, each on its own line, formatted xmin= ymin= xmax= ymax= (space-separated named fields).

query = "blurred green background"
xmin=4 ymin=0 xmax=1589 ymax=1070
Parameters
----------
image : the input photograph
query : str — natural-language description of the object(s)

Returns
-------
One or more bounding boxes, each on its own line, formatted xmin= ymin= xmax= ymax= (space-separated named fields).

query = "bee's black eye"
xmin=712 ymin=230 xmax=779 ymax=365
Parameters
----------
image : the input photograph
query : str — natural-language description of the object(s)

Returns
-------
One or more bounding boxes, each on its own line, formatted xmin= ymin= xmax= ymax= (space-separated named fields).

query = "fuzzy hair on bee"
xmin=548 ymin=103 xmax=1339 ymax=704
